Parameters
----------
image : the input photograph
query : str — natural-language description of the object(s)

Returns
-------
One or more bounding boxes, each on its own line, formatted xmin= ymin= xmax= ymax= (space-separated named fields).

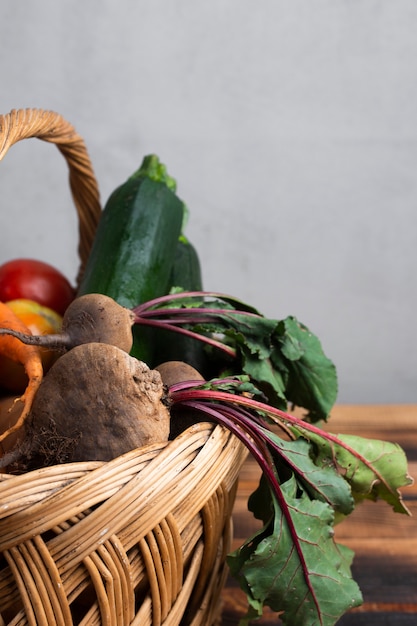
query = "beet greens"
xmin=168 ymin=376 xmax=412 ymax=625
xmin=132 ymin=290 xmax=412 ymax=624
xmin=133 ymin=290 xmax=338 ymax=422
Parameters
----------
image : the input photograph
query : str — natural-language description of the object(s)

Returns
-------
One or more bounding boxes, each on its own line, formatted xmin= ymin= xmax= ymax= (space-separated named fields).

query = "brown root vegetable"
xmin=0 ymin=293 xmax=135 ymax=354
xmin=0 ymin=294 xmax=135 ymax=447
xmin=60 ymin=293 xmax=135 ymax=352
xmin=3 ymin=343 xmax=170 ymax=469
xmin=155 ymin=360 xmax=205 ymax=388
xmin=155 ymin=360 xmax=206 ymax=440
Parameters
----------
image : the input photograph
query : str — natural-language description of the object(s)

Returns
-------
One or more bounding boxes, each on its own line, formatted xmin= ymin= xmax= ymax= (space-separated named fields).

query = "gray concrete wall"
xmin=1 ymin=1 xmax=416 ymax=404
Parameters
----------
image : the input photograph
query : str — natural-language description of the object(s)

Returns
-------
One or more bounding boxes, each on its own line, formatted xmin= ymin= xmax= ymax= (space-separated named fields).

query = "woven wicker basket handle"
xmin=0 ymin=108 xmax=102 ymax=283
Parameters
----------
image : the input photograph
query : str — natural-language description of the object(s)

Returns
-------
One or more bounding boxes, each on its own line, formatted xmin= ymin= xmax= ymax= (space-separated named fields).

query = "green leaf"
xmin=299 ymin=428 xmax=413 ymax=515
xmin=199 ymin=375 xmax=265 ymax=399
xmin=241 ymin=351 xmax=288 ymax=407
xmin=215 ymin=312 xmax=337 ymax=421
xmin=223 ymin=313 xmax=277 ymax=359
xmin=274 ymin=317 xmax=338 ymax=421
xmin=228 ymin=476 xmax=362 ymax=625
xmin=266 ymin=433 xmax=354 ymax=515
xmin=335 ymin=434 xmax=413 ymax=513
xmin=136 ymin=294 xmax=338 ymax=420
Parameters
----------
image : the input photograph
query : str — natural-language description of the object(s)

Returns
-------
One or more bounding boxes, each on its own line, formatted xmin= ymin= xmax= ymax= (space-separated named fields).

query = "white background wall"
xmin=0 ymin=2 xmax=416 ymax=405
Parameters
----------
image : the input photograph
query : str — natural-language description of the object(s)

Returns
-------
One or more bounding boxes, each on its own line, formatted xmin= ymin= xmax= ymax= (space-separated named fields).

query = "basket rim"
xmin=0 ymin=422 xmax=248 ymax=559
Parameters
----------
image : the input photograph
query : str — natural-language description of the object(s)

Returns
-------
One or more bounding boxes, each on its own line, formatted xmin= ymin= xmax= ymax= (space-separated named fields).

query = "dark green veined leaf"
xmin=134 ymin=293 xmax=338 ymax=419
xmin=265 ymin=432 xmax=354 ymax=515
xmin=241 ymin=350 xmax=288 ymax=407
xmin=274 ymin=317 xmax=338 ymax=421
xmin=228 ymin=476 xmax=362 ymax=625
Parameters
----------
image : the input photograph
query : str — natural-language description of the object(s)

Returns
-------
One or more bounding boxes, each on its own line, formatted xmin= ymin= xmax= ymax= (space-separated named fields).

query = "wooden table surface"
xmin=220 ymin=405 xmax=417 ymax=625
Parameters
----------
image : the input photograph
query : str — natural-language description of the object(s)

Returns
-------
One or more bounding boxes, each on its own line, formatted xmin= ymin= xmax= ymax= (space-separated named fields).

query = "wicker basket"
xmin=0 ymin=109 xmax=248 ymax=626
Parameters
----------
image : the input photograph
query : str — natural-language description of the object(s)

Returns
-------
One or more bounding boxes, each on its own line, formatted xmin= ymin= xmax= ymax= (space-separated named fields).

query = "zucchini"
xmin=78 ymin=155 xmax=184 ymax=309
xmin=150 ymin=234 xmax=210 ymax=373
xmin=77 ymin=155 xmax=185 ymax=362
xmin=169 ymin=236 xmax=203 ymax=292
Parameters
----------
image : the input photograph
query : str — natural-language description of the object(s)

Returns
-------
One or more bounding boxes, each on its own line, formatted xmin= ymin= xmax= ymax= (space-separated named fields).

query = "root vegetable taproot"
xmin=0 ymin=293 xmax=135 ymax=354
xmin=2 ymin=343 xmax=170 ymax=469
xmin=0 ymin=394 xmax=23 ymax=470
xmin=0 ymin=302 xmax=44 ymax=444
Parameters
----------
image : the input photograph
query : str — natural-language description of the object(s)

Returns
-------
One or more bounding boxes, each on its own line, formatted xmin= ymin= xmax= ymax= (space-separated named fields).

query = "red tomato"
xmin=0 ymin=258 xmax=75 ymax=316
xmin=0 ymin=299 xmax=63 ymax=393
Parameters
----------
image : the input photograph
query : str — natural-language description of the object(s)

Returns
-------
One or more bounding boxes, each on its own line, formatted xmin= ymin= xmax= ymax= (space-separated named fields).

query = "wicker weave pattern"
xmin=0 ymin=424 xmax=247 ymax=625
xmin=0 ymin=109 xmax=249 ymax=625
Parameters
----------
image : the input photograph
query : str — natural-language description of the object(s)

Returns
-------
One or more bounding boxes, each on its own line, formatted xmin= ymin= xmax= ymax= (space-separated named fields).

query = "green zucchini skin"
xmin=78 ymin=176 xmax=184 ymax=309
xmin=169 ymin=237 xmax=203 ymax=292
xmin=77 ymin=165 xmax=185 ymax=364
xmin=77 ymin=155 xmax=208 ymax=370
xmin=150 ymin=236 xmax=210 ymax=374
